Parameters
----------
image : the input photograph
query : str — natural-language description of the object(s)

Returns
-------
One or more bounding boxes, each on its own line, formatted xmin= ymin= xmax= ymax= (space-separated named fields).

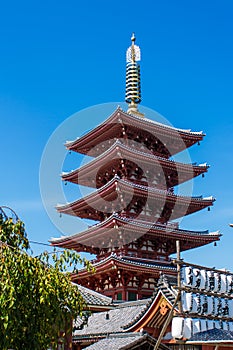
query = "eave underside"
xmin=62 ymin=141 xmax=208 ymax=189
xmin=71 ymin=256 xmax=177 ymax=288
xmin=57 ymin=177 xmax=214 ymax=223
xmin=66 ymin=109 xmax=204 ymax=158
xmin=51 ymin=215 xmax=220 ymax=255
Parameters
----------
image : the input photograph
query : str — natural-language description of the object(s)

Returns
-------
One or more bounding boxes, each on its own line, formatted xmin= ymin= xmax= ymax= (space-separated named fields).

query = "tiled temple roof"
xmin=57 ymin=175 xmax=215 ymax=211
xmin=56 ymin=175 xmax=215 ymax=226
xmin=74 ymin=277 xmax=177 ymax=338
xmin=65 ymin=108 xmax=204 ymax=158
xmin=73 ymin=299 xmax=150 ymax=337
xmin=77 ymin=284 xmax=113 ymax=307
xmin=62 ymin=139 xmax=208 ymax=188
xmin=76 ymin=253 xmax=177 ymax=275
xmin=118 ymin=256 xmax=176 ymax=270
xmin=82 ymin=332 xmax=163 ymax=350
xmin=52 ymin=213 xmax=218 ymax=243
xmin=155 ymin=274 xmax=177 ymax=305
xmin=51 ymin=214 xmax=220 ymax=255
xmin=188 ymin=328 xmax=233 ymax=343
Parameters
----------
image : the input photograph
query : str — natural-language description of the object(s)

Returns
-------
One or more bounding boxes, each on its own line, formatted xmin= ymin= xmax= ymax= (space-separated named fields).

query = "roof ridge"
xmin=119 ymin=107 xmax=204 ymax=136
xmin=122 ymin=297 xmax=154 ymax=329
xmin=77 ymin=284 xmax=113 ymax=303
xmin=62 ymin=138 xmax=209 ymax=178
xmin=56 ymin=175 xmax=215 ymax=210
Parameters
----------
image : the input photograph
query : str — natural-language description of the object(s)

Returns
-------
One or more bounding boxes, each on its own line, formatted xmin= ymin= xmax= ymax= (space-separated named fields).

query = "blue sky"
xmin=1 ymin=1 xmax=233 ymax=269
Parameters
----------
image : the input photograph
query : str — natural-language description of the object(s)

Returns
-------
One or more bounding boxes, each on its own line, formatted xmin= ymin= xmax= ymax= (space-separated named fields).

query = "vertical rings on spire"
xmin=125 ymin=62 xmax=141 ymax=104
xmin=125 ymin=34 xmax=142 ymax=108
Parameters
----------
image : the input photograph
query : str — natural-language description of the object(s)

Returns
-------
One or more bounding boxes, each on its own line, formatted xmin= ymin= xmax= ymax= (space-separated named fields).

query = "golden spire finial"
xmin=125 ymin=34 xmax=144 ymax=118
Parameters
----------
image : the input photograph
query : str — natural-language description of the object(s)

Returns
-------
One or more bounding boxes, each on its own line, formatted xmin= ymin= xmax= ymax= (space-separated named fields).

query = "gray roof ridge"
xmin=115 ymin=298 xmax=151 ymax=308
xmin=156 ymin=274 xmax=177 ymax=303
xmin=77 ymin=284 xmax=113 ymax=304
xmin=188 ymin=328 xmax=233 ymax=343
xmin=107 ymin=331 xmax=147 ymax=338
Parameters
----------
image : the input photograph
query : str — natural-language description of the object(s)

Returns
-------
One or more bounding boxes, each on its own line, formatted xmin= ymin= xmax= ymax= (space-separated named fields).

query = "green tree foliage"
xmin=0 ymin=214 xmax=90 ymax=350
xmin=0 ymin=215 xmax=29 ymax=250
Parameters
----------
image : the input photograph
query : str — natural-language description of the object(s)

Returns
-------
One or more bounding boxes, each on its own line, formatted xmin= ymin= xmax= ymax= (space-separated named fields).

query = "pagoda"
xmin=51 ymin=34 xmax=220 ymax=301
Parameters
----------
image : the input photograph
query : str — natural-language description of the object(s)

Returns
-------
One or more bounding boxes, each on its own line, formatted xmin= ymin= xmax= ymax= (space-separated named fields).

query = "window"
xmin=117 ymin=292 xmax=122 ymax=300
xmin=128 ymin=292 xmax=137 ymax=301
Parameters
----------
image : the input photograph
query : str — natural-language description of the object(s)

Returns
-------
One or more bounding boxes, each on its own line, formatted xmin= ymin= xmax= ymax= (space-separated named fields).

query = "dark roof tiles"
xmin=189 ymin=328 xmax=233 ymax=342
xmin=82 ymin=332 xmax=165 ymax=350
xmin=73 ymin=299 xmax=150 ymax=337
xmin=77 ymin=284 xmax=113 ymax=307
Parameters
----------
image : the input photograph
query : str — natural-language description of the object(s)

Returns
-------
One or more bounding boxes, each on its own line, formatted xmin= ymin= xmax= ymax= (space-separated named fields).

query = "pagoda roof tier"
xmin=72 ymin=253 xmax=177 ymax=280
xmin=51 ymin=214 xmax=220 ymax=255
xmin=57 ymin=176 xmax=215 ymax=223
xmin=62 ymin=140 xmax=209 ymax=189
xmin=65 ymin=108 xmax=204 ymax=158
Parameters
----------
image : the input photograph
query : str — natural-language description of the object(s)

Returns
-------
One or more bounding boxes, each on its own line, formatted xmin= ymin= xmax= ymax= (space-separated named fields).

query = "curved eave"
xmin=56 ymin=176 xmax=215 ymax=221
xmin=65 ymin=108 xmax=204 ymax=156
xmin=73 ymin=254 xmax=177 ymax=279
xmin=62 ymin=140 xmax=209 ymax=188
xmin=50 ymin=214 xmax=220 ymax=253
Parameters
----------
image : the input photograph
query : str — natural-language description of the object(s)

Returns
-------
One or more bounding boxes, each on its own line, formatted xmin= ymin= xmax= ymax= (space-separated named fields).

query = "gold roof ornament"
xmin=125 ymin=33 xmax=144 ymax=118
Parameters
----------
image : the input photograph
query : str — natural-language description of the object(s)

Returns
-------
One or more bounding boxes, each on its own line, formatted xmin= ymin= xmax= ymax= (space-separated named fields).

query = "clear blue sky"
xmin=1 ymin=1 xmax=233 ymax=269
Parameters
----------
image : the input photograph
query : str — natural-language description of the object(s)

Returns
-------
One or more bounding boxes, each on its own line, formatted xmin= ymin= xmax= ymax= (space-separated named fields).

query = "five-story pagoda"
xmin=51 ymin=34 xmax=220 ymax=301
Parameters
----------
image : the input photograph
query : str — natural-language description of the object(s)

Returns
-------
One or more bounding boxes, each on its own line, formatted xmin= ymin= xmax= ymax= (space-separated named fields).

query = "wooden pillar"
xmin=138 ymin=290 xmax=142 ymax=299
xmin=137 ymin=274 xmax=145 ymax=300
xmin=122 ymin=286 xmax=127 ymax=301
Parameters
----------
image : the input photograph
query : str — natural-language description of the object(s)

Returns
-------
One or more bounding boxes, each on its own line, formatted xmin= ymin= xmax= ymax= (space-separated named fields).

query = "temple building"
xmin=50 ymin=35 xmax=233 ymax=350
xmin=51 ymin=34 xmax=219 ymax=302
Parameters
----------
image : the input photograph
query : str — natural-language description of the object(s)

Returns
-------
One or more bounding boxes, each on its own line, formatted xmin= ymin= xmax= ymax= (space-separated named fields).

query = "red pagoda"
xmin=51 ymin=34 xmax=220 ymax=301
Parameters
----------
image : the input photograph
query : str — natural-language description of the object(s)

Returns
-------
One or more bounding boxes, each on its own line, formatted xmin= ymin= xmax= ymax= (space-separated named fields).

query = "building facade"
xmin=50 ymin=35 xmax=233 ymax=350
xmin=52 ymin=34 xmax=219 ymax=301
